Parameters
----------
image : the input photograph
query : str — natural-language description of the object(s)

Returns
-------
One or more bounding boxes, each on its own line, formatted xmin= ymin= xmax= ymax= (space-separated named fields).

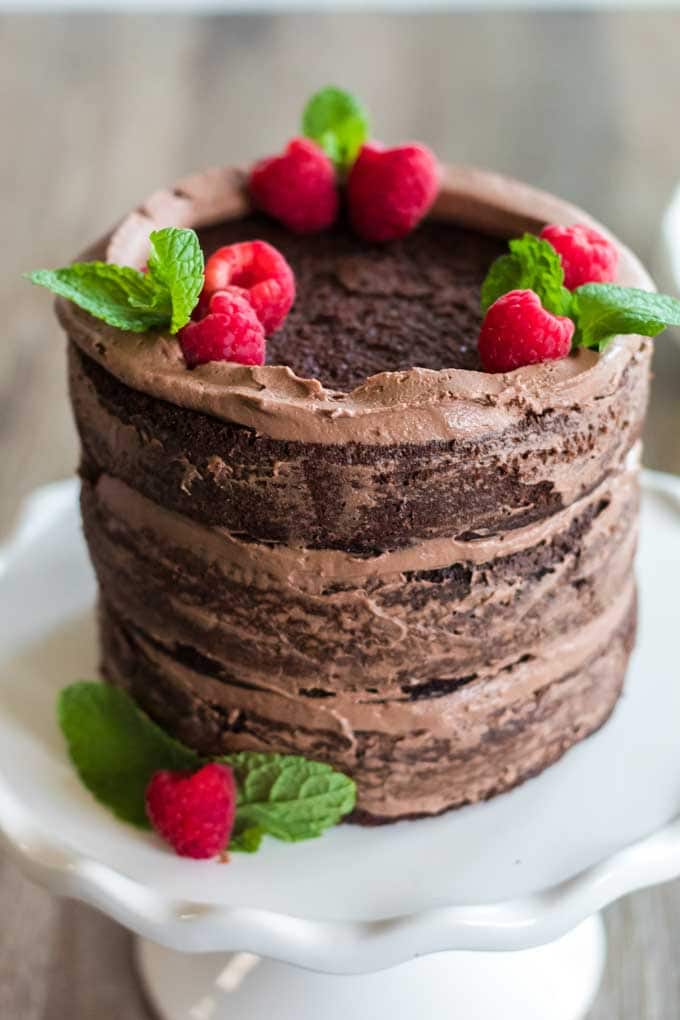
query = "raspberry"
xmin=179 ymin=294 xmax=266 ymax=367
xmin=347 ymin=142 xmax=439 ymax=242
xmin=145 ymin=763 xmax=237 ymax=860
xmin=540 ymin=223 xmax=618 ymax=289
xmin=478 ymin=289 xmax=574 ymax=374
xmin=249 ymin=137 xmax=338 ymax=234
xmin=209 ymin=285 xmax=251 ymax=313
xmin=203 ymin=240 xmax=295 ymax=333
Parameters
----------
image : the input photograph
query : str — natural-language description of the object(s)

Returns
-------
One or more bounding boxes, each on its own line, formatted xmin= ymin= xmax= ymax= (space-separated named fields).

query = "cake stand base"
xmin=135 ymin=914 xmax=605 ymax=1020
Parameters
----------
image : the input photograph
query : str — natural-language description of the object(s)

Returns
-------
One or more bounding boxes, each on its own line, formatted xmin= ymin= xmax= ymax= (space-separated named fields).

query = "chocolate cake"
xmin=61 ymin=165 xmax=651 ymax=823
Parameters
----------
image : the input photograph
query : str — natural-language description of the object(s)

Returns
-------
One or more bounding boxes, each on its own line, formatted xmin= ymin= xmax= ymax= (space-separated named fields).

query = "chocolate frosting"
xmin=58 ymin=164 xmax=654 ymax=446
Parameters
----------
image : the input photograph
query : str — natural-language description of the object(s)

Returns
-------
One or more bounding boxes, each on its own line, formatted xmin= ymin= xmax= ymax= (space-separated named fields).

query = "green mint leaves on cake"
xmin=480 ymin=234 xmax=573 ymax=318
xmin=478 ymin=222 xmax=680 ymax=372
xmin=26 ymin=227 xmax=203 ymax=335
xmin=302 ymin=86 xmax=370 ymax=171
xmin=571 ymin=285 xmax=680 ymax=351
xmin=58 ymin=682 xmax=356 ymax=859
xmin=144 ymin=226 xmax=205 ymax=333
xmin=27 ymin=262 xmax=170 ymax=333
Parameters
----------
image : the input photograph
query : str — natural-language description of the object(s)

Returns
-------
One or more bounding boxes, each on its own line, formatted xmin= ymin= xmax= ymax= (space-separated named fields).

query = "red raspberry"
xmin=203 ymin=240 xmax=295 ymax=334
xmin=540 ymin=223 xmax=618 ymax=289
xmin=179 ymin=294 xmax=266 ymax=367
xmin=478 ymin=289 xmax=574 ymax=373
xmin=249 ymin=138 xmax=338 ymax=234
xmin=209 ymin=285 xmax=251 ymax=313
xmin=347 ymin=142 xmax=439 ymax=242
xmin=145 ymin=763 xmax=237 ymax=860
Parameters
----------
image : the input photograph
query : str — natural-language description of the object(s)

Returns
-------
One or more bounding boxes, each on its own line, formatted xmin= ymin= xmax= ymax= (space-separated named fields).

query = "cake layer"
xmin=70 ymin=341 xmax=649 ymax=551
xmin=81 ymin=470 xmax=638 ymax=691
xmin=99 ymin=585 xmax=635 ymax=821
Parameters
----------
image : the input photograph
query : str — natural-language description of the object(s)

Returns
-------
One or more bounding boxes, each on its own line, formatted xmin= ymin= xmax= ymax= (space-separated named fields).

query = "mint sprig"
xmin=481 ymin=233 xmax=680 ymax=353
xmin=571 ymin=284 xmax=680 ymax=351
xmin=58 ymin=682 xmax=356 ymax=853
xmin=27 ymin=227 xmax=203 ymax=335
xmin=480 ymin=234 xmax=572 ymax=317
xmin=302 ymin=86 xmax=369 ymax=171
xmin=221 ymin=752 xmax=357 ymax=852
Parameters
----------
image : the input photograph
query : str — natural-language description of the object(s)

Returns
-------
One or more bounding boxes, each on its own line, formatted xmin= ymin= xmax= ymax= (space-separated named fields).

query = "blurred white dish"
xmin=656 ymin=183 xmax=680 ymax=323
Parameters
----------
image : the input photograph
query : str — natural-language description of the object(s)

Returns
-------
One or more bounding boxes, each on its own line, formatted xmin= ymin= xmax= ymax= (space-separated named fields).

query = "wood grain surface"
xmin=1 ymin=12 xmax=680 ymax=1018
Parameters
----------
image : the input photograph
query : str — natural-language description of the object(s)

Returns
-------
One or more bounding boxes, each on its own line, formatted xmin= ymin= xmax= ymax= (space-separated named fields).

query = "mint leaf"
xmin=573 ymin=284 xmax=680 ymax=351
xmin=317 ymin=131 xmax=342 ymax=166
xmin=27 ymin=264 xmax=167 ymax=333
xmin=58 ymin=682 xmax=199 ymax=827
xmin=302 ymin=86 xmax=369 ymax=171
xmin=481 ymin=234 xmax=572 ymax=317
xmin=230 ymin=822 xmax=265 ymax=854
xmin=27 ymin=227 xmax=202 ymax=335
xmin=220 ymin=751 xmax=356 ymax=842
xmin=146 ymin=227 xmax=204 ymax=334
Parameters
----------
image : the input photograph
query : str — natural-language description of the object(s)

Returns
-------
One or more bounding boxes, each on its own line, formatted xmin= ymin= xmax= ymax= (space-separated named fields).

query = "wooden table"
xmin=2 ymin=12 xmax=680 ymax=1017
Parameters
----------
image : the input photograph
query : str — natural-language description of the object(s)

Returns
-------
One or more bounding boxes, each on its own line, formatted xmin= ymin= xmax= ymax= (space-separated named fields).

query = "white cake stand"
xmin=1 ymin=473 xmax=680 ymax=1020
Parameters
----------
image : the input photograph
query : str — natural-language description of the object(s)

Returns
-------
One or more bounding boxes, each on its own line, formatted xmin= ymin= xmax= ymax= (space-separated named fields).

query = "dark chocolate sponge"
xmin=198 ymin=215 xmax=506 ymax=387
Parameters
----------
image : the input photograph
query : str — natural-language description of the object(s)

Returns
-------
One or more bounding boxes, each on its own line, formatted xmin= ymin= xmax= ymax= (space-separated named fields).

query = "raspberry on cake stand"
xmin=0 ymin=473 xmax=679 ymax=1020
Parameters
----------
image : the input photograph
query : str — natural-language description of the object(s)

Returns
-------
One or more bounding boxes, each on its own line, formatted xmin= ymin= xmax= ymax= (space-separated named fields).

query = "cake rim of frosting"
xmin=57 ymin=163 xmax=654 ymax=446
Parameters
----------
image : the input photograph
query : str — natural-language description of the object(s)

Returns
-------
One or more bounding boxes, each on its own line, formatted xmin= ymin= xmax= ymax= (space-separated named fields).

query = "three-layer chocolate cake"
xmin=62 ymin=165 xmax=651 ymax=823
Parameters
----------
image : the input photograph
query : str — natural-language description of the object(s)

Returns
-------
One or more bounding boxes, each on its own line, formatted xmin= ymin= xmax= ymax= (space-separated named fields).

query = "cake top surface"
xmin=198 ymin=214 xmax=505 ymax=389
xmin=56 ymin=164 xmax=653 ymax=445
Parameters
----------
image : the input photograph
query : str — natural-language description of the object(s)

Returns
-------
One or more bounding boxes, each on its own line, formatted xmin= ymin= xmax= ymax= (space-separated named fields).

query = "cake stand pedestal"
xmin=135 ymin=917 xmax=605 ymax=1020
xmin=1 ymin=473 xmax=679 ymax=1020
